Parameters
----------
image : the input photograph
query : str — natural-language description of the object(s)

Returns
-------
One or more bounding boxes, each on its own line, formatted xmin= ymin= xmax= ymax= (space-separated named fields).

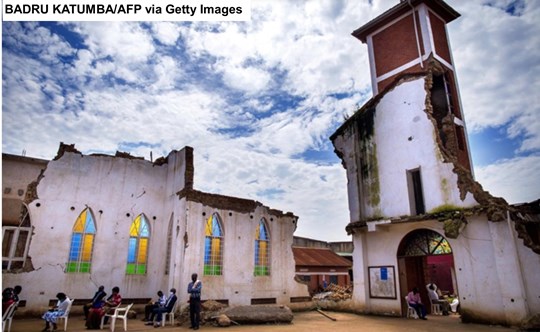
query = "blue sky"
xmin=2 ymin=0 xmax=540 ymax=241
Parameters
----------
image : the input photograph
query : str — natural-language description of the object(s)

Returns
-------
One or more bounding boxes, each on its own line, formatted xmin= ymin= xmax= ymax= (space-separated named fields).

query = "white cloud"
xmin=475 ymin=155 xmax=540 ymax=204
xmin=219 ymin=63 xmax=272 ymax=94
xmin=151 ymin=22 xmax=180 ymax=45
xmin=449 ymin=1 xmax=540 ymax=153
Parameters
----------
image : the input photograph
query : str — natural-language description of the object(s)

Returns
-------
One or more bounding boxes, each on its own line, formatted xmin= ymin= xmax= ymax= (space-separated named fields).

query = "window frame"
xmin=254 ymin=218 xmax=271 ymax=276
xmin=126 ymin=213 xmax=150 ymax=275
xmin=66 ymin=208 xmax=97 ymax=273
xmin=203 ymin=213 xmax=224 ymax=276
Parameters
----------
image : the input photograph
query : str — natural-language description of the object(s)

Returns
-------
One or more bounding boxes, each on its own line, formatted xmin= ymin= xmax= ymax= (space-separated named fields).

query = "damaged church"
xmin=330 ymin=0 xmax=540 ymax=327
xmin=2 ymin=144 xmax=309 ymax=314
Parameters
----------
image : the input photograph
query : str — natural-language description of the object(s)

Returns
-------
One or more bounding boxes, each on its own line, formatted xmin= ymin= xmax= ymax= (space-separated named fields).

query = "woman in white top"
xmin=41 ymin=292 xmax=70 ymax=331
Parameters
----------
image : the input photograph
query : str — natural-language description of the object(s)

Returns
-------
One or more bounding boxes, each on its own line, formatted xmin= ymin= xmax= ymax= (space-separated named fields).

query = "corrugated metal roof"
xmin=293 ymin=247 xmax=352 ymax=267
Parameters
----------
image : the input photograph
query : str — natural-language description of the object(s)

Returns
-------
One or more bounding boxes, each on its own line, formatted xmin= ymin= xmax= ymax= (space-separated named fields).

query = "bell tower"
xmin=353 ymin=0 xmax=472 ymax=172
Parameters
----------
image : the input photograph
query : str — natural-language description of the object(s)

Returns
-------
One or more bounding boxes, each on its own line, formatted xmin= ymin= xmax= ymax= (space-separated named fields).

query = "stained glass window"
xmin=401 ymin=229 xmax=452 ymax=257
xmin=67 ymin=208 xmax=96 ymax=273
xmin=126 ymin=214 xmax=150 ymax=275
xmin=254 ymin=218 xmax=270 ymax=276
xmin=204 ymin=213 xmax=223 ymax=276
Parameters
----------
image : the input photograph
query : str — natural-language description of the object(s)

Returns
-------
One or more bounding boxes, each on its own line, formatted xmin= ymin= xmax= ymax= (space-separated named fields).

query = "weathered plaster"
xmin=2 ymin=144 xmax=308 ymax=314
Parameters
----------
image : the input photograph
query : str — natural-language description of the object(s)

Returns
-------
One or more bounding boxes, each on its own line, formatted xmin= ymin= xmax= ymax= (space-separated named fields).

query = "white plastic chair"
xmin=100 ymin=303 xmax=133 ymax=332
xmin=160 ymin=301 xmax=178 ymax=327
xmin=57 ymin=298 xmax=75 ymax=331
xmin=405 ymin=297 xmax=418 ymax=319
xmin=430 ymin=301 xmax=442 ymax=315
xmin=2 ymin=301 xmax=18 ymax=332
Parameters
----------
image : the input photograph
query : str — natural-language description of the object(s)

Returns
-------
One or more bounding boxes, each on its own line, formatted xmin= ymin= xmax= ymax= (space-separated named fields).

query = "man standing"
xmin=187 ymin=273 xmax=202 ymax=330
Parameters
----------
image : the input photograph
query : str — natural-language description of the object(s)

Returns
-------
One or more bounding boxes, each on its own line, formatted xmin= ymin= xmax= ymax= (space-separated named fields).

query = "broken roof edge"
xmin=330 ymin=70 xmax=427 ymax=143
xmin=352 ymin=0 xmax=460 ymax=43
xmin=2 ymin=153 xmax=49 ymax=165
xmin=52 ymin=142 xmax=193 ymax=167
xmin=177 ymin=187 xmax=297 ymax=219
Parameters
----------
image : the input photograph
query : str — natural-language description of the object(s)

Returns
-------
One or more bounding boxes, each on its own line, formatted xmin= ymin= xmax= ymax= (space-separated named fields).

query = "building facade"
xmin=330 ymin=0 xmax=540 ymax=326
xmin=2 ymin=143 xmax=309 ymax=314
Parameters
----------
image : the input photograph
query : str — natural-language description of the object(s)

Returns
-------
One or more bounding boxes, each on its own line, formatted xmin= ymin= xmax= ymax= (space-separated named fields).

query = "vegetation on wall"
xmin=355 ymin=107 xmax=381 ymax=210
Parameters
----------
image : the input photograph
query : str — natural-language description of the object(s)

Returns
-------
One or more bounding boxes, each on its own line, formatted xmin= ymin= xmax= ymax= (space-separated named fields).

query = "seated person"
xmin=427 ymin=283 xmax=450 ymax=315
xmin=407 ymin=287 xmax=427 ymax=320
xmin=142 ymin=290 xmax=166 ymax=321
xmin=102 ymin=287 xmax=122 ymax=325
xmin=85 ymin=298 xmax=106 ymax=330
xmin=84 ymin=285 xmax=107 ymax=320
xmin=2 ymin=285 xmax=22 ymax=312
xmin=41 ymin=292 xmax=70 ymax=332
xmin=450 ymin=296 xmax=460 ymax=313
xmin=145 ymin=288 xmax=177 ymax=327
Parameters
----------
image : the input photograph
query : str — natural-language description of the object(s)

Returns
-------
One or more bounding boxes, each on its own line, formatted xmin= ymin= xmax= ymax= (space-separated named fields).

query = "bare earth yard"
xmin=8 ymin=310 xmax=515 ymax=332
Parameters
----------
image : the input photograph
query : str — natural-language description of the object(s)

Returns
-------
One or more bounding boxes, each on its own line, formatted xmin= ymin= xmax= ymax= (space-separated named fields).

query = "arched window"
xmin=126 ymin=214 xmax=150 ymax=275
xmin=398 ymin=229 xmax=452 ymax=257
xmin=254 ymin=218 xmax=270 ymax=276
xmin=67 ymin=208 xmax=96 ymax=273
xmin=204 ymin=213 xmax=223 ymax=276
xmin=165 ymin=213 xmax=173 ymax=275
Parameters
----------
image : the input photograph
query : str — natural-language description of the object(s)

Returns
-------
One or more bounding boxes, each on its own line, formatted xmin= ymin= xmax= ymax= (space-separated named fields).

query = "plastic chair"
xmin=405 ymin=297 xmax=418 ymax=319
xmin=100 ymin=303 xmax=133 ymax=332
xmin=2 ymin=301 xmax=18 ymax=332
xmin=430 ymin=301 xmax=442 ymax=315
xmin=160 ymin=301 xmax=178 ymax=327
xmin=57 ymin=298 xmax=75 ymax=331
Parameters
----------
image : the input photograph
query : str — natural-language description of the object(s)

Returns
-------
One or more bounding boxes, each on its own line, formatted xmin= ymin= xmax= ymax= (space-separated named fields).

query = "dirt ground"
xmin=7 ymin=310 xmax=517 ymax=332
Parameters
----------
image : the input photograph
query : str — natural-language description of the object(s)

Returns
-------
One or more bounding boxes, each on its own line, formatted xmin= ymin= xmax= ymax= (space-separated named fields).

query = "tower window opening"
xmin=407 ymin=168 xmax=425 ymax=215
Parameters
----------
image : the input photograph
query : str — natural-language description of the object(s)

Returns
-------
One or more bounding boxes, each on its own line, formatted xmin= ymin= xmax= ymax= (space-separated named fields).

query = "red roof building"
xmin=293 ymin=247 xmax=352 ymax=295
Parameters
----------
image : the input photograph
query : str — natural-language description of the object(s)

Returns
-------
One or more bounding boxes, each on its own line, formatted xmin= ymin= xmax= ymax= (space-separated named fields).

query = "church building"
xmin=2 ymin=143 xmax=309 ymax=314
xmin=330 ymin=0 xmax=540 ymax=326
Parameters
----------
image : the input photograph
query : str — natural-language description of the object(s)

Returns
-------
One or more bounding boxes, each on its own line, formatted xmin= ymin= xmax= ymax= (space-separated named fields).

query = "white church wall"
xmin=180 ymin=201 xmax=308 ymax=306
xmin=331 ymin=132 xmax=362 ymax=224
xmin=332 ymin=77 xmax=477 ymax=223
xmin=2 ymin=150 xmax=184 ymax=313
xmin=445 ymin=214 xmax=535 ymax=325
xmin=514 ymin=226 xmax=540 ymax=315
xmin=350 ymin=216 xmax=537 ymax=325
xmin=3 ymin=147 xmax=309 ymax=313
xmin=374 ymin=79 xmax=477 ymax=219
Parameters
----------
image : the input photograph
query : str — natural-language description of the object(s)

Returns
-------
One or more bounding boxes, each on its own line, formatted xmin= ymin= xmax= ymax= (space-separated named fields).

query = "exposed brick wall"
xmin=177 ymin=188 xmax=295 ymax=218
xmin=430 ymin=11 xmax=452 ymax=65
xmin=372 ymin=13 xmax=424 ymax=78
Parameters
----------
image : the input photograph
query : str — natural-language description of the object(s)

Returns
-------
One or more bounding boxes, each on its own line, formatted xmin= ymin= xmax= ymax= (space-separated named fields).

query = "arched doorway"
xmin=397 ymin=229 xmax=457 ymax=316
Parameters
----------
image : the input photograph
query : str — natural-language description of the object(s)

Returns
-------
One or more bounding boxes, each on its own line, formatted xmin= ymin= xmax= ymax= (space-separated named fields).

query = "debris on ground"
xmin=222 ymin=305 xmax=294 ymax=324
xmin=316 ymin=308 xmax=337 ymax=321
xmin=313 ymin=283 xmax=353 ymax=301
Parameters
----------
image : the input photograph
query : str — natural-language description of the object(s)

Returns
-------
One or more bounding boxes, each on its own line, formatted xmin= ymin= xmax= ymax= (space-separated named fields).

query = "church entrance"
xmin=396 ymin=229 xmax=457 ymax=317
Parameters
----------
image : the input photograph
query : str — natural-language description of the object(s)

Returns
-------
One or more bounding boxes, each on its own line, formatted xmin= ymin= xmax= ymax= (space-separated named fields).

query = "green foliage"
xmin=429 ymin=204 xmax=462 ymax=214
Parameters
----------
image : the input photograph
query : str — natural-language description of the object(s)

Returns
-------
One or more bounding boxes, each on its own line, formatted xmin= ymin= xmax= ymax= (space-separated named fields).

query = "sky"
xmin=2 ymin=0 xmax=540 ymax=242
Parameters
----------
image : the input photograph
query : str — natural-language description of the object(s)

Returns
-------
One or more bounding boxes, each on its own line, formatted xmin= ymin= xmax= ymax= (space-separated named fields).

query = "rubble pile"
xmin=313 ymin=283 xmax=353 ymax=301
xmin=176 ymin=300 xmax=228 ymax=326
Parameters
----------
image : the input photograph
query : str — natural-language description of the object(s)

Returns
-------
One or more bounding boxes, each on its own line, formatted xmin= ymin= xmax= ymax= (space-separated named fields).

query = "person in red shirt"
xmin=102 ymin=287 xmax=122 ymax=325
